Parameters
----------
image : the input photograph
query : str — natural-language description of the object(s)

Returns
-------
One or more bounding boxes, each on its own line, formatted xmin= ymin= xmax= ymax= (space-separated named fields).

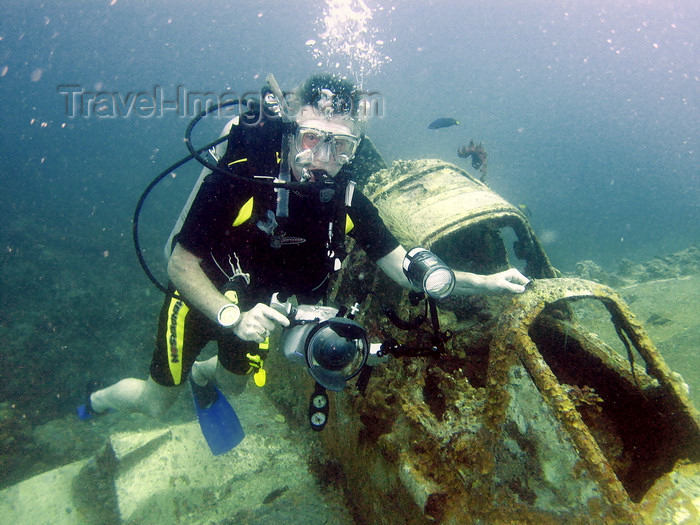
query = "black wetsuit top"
xmin=174 ymin=120 xmax=399 ymax=306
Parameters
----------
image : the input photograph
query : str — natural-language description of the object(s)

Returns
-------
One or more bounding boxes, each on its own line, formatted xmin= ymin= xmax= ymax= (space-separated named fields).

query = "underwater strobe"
xmin=402 ymin=248 xmax=455 ymax=299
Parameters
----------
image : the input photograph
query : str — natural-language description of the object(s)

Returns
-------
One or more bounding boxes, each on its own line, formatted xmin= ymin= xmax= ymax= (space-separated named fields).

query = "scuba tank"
xmin=163 ymin=74 xmax=290 ymax=260
xmin=162 ymin=118 xmax=237 ymax=260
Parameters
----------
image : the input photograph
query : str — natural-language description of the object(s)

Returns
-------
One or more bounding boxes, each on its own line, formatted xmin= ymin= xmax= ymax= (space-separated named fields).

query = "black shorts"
xmin=149 ymin=293 xmax=263 ymax=386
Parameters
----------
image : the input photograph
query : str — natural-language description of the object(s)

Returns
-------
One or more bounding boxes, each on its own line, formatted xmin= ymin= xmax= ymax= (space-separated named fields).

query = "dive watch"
xmin=217 ymin=303 xmax=241 ymax=328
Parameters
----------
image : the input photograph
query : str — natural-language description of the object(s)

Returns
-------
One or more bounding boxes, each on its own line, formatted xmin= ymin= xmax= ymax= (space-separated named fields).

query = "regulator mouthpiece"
xmin=295 ymin=150 xmax=314 ymax=168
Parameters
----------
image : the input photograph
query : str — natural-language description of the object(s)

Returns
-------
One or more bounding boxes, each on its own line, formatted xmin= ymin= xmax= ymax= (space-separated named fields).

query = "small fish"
xmin=517 ymin=204 xmax=533 ymax=217
xmin=428 ymin=117 xmax=460 ymax=129
xmin=263 ymin=485 xmax=289 ymax=504
xmin=646 ymin=313 xmax=672 ymax=326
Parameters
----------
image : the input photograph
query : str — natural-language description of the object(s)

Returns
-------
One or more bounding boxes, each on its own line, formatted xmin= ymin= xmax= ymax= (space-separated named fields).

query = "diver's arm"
xmin=452 ymin=268 xmax=529 ymax=295
xmin=167 ymin=243 xmax=289 ymax=341
xmin=376 ymin=246 xmax=413 ymax=289
xmin=167 ymin=243 xmax=232 ymax=322
xmin=376 ymin=245 xmax=529 ymax=295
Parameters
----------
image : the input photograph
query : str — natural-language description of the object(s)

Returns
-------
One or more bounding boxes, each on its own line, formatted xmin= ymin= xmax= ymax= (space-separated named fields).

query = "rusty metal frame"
xmin=488 ymin=277 xmax=700 ymax=520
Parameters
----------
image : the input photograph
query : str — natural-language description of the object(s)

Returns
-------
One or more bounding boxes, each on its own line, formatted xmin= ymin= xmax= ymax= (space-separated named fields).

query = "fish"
xmin=517 ymin=204 xmax=533 ymax=217
xmin=428 ymin=117 xmax=460 ymax=129
xmin=263 ymin=485 xmax=289 ymax=504
xmin=646 ymin=313 xmax=672 ymax=326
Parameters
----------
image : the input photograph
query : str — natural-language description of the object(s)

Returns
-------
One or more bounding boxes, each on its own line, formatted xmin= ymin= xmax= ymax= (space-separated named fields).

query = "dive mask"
xmin=294 ymin=126 xmax=361 ymax=166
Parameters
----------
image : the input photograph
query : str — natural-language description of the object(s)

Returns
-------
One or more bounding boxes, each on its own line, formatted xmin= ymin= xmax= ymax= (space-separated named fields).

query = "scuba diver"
xmin=80 ymin=73 xmax=529 ymax=452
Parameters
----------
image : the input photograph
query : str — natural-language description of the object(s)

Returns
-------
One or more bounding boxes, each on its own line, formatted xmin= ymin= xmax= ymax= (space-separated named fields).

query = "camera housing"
xmin=279 ymin=304 xmax=369 ymax=391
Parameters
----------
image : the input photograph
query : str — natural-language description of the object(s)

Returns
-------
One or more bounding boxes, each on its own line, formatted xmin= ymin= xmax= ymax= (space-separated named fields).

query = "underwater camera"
xmin=273 ymin=297 xmax=369 ymax=392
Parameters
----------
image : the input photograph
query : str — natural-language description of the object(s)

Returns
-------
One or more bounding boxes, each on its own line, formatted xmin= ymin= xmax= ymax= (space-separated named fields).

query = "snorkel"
xmin=264 ymin=73 xmax=293 ymax=122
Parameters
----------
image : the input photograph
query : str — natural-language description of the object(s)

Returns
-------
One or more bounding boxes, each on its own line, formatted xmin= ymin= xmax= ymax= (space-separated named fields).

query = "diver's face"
xmin=290 ymin=106 xmax=360 ymax=181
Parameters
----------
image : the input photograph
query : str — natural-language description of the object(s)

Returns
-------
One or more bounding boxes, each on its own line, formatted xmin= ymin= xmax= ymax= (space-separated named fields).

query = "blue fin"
xmin=77 ymin=404 xmax=93 ymax=420
xmin=76 ymin=380 xmax=111 ymax=421
xmin=190 ymin=379 xmax=245 ymax=455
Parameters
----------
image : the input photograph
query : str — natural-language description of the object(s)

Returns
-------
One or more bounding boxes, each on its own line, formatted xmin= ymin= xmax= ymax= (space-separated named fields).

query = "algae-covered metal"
xmin=316 ymin=159 xmax=700 ymax=524
xmin=484 ymin=278 xmax=700 ymax=523
xmin=358 ymin=158 xmax=557 ymax=279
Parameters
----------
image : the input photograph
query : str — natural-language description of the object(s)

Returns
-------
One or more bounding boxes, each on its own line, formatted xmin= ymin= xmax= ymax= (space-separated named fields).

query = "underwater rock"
xmin=574 ymin=245 xmax=700 ymax=287
xmin=1 ymin=417 xmax=356 ymax=525
xmin=573 ymin=259 xmax=630 ymax=288
xmin=575 ymin=259 xmax=607 ymax=281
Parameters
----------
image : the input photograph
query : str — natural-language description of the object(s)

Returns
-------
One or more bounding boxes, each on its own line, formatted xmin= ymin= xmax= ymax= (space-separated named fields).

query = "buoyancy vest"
xmin=217 ymin=115 xmax=356 ymax=281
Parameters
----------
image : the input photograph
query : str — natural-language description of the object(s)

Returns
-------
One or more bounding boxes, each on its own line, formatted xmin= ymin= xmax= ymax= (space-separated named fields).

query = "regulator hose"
xmin=132 ymin=134 xmax=230 ymax=296
xmin=134 ymin=96 xmax=347 ymax=296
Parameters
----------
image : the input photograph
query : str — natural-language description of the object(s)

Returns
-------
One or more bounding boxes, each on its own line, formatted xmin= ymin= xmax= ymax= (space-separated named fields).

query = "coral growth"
xmin=457 ymin=140 xmax=488 ymax=181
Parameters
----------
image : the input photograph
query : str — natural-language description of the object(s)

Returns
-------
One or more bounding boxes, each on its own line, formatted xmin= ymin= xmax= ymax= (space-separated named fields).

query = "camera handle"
xmin=270 ymin=292 xmax=297 ymax=318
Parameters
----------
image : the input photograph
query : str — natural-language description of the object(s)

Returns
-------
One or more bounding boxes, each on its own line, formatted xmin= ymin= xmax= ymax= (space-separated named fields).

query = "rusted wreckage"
xmin=278 ymin=159 xmax=700 ymax=524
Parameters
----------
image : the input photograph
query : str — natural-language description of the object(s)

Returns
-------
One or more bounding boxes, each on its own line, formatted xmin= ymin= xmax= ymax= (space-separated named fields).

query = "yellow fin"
xmin=254 ymin=368 xmax=267 ymax=387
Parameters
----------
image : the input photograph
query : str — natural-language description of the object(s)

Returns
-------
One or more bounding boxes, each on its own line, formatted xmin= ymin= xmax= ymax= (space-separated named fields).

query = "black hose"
xmin=183 ymin=100 xmax=241 ymax=178
xmin=383 ymin=307 xmax=425 ymax=330
xmin=134 ymin=96 xmax=337 ymax=296
xmin=183 ymin=99 xmax=332 ymax=193
xmin=132 ymin=134 xmax=229 ymax=296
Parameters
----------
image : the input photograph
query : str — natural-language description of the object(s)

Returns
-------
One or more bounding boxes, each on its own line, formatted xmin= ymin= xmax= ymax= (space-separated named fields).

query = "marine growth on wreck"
xmin=292 ymin=159 xmax=700 ymax=525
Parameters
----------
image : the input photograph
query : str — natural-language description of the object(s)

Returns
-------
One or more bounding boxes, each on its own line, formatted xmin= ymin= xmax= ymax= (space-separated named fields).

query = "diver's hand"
xmin=478 ymin=268 xmax=530 ymax=294
xmin=453 ymin=268 xmax=530 ymax=295
xmin=233 ymin=303 xmax=290 ymax=343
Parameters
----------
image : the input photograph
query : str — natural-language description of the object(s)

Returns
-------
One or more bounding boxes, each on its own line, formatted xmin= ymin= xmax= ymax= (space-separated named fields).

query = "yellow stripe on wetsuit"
xmin=232 ymin=197 xmax=254 ymax=227
xmin=166 ymin=294 xmax=189 ymax=385
xmin=227 ymin=152 xmax=281 ymax=228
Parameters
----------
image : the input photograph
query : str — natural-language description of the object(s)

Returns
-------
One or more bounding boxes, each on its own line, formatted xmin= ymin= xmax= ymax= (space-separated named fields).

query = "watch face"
xmin=219 ymin=304 xmax=240 ymax=327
